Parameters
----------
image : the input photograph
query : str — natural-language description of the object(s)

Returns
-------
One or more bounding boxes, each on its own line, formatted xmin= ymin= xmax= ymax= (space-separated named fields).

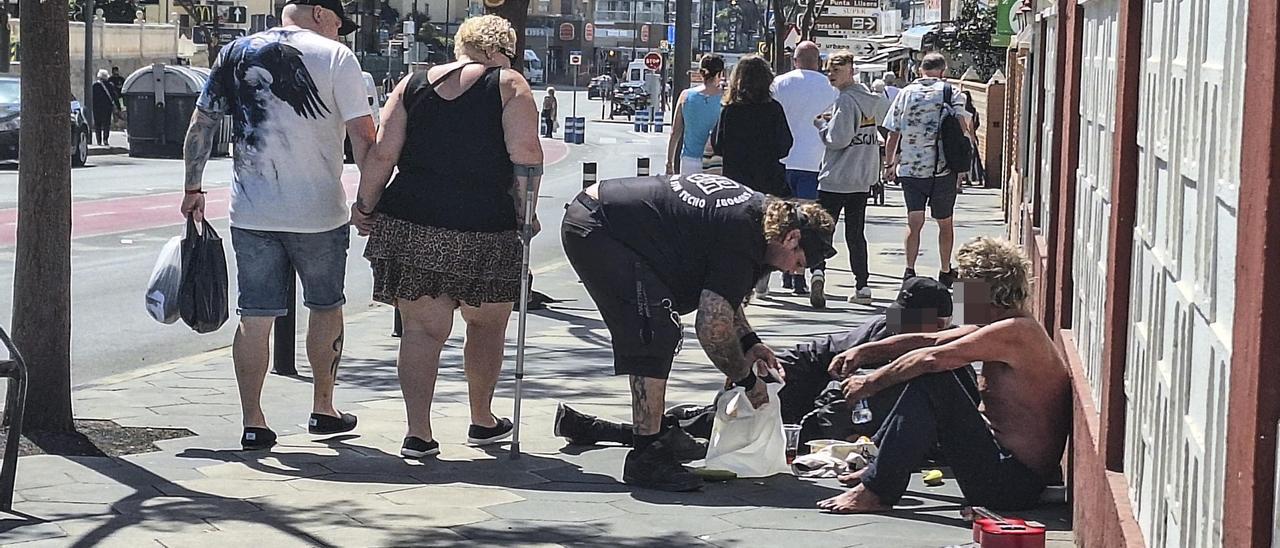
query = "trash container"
xmin=122 ymin=64 xmax=232 ymax=159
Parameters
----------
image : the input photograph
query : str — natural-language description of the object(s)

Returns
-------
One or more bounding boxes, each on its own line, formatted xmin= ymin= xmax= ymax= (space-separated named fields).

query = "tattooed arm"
xmin=697 ymin=290 xmax=770 ymax=407
xmin=179 ymin=107 xmax=222 ymax=222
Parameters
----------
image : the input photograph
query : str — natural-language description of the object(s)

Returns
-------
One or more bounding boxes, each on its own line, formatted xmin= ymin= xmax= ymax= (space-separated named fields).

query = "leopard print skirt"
xmin=364 ymin=215 xmax=522 ymax=307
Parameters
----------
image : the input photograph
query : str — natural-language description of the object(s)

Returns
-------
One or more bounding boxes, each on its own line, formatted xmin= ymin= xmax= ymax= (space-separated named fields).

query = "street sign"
xmin=569 ymin=54 xmax=582 ymax=66
xmin=585 ymin=22 xmax=595 ymax=42
xmin=813 ymin=15 xmax=879 ymax=36
xmin=559 ymin=22 xmax=575 ymax=41
xmin=667 ymin=25 xmax=675 ymax=44
xmin=643 ymin=52 xmax=662 ymax=71
xmin=640 ymin=24 xmax=650 ymax=43
xmin=659 ymin=39 xmax=670 ymax=53
xmin=403 ymin=20 xmax=415 ymax=35
xmin=227 ymin=5 xmax=246 ymax=24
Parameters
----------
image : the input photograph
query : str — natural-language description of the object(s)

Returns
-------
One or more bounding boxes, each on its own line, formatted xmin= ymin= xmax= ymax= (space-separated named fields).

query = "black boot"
xmin=554 ymin=403 xmax=633 ymax=445
xmin=623 ymin=434 xmax=704 ymax=492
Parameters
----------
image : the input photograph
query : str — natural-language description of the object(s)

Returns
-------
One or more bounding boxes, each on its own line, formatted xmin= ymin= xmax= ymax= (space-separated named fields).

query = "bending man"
xmin=562 ymin=173 xmax=835 ymax=492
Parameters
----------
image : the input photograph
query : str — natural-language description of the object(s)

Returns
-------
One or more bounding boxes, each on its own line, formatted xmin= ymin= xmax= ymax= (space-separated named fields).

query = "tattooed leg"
xmin=630 ymin=375 xmax=667 ymax=436
xmin=307 ymin=307 xmax=345 ymax=417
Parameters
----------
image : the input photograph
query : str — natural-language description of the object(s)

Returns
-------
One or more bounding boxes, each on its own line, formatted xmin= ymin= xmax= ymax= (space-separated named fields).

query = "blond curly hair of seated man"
xmin=955 ymin=236 xmax=1033 ymax=311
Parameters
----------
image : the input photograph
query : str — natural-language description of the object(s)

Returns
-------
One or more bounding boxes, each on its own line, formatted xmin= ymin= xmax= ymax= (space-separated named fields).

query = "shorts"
xmin=562 ymin=194 xmax=683 ymax=380
xmin=679 ymin=155 xmax=703 ymax=176
xmin=900 ymin=173 xmax=959 ymax=219
xmin=785 ymin=169 xmax=819 ymax=200
xmin=230 ymin=225 xmax=350 ymax=317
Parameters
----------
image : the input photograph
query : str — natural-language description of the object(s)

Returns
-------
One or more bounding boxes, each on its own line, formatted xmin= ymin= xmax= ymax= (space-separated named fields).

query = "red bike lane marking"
xmin=0 ymin=138 xmax=571 ymax=247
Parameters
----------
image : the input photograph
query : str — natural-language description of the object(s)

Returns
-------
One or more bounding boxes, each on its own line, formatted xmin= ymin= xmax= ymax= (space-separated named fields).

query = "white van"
xmin=625 ymin=59 xmax=655 ymax=86
xmin=345 ymin=71 xmax=384 ymax=162
xmin=523 ymin=50 xmax=544 ymax=85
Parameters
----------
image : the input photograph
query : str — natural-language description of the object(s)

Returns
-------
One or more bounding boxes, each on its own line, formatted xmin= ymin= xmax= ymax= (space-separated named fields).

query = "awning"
xmin=900 ymin=24 xmax=939 ymax=51
xmin=858 ymin=45 xmax=910 ymax=65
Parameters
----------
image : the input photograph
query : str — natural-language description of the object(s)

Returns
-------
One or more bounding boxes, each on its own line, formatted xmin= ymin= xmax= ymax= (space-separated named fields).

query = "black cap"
xmin=799 ymin=229 xmax=837 ymax=270
xmin=888 ymin=276 xmax=953 ymax=317
xmin=287 ymin=0 xmax=359 ymax=35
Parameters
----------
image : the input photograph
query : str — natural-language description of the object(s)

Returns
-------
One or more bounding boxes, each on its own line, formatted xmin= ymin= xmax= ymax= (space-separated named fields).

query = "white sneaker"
xmin=809 ymin=270 xmax=826 ymax=309
xmin=754 ymin=273 xmax=770 ymax=299
xmin=848 ymin=287 xmax=873 ymax=304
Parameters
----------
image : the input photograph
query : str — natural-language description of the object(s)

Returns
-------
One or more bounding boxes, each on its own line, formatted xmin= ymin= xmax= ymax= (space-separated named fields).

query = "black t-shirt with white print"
xmin=597 ymin=174 xmax=767 ymax=314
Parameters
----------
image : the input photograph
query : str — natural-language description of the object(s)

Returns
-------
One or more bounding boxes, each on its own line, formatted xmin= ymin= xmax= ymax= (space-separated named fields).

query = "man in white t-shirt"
xmin=179 ymin=0 xmax=376 ymax=451
xmin=771 ymin=41 xmax=838 ymax=297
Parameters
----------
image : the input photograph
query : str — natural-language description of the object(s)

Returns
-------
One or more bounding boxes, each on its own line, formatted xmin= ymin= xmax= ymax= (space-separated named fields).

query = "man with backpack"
xmin=882 ymin=53 xmax=972 ymax=288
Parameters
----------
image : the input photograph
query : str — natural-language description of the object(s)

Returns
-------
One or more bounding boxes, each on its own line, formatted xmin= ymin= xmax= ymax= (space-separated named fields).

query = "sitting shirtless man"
xmin=817 ymin=237 xmax=1071 ymax=513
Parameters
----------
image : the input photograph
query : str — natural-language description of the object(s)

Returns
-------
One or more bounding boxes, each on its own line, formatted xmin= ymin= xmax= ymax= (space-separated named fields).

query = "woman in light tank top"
xmin=666 ymin=54 xmax=725 ymax=176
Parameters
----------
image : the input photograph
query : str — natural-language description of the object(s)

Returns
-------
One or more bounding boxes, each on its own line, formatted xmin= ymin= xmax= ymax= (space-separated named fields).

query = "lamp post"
xmin=83 ymin=0 xmax=96 ymax=132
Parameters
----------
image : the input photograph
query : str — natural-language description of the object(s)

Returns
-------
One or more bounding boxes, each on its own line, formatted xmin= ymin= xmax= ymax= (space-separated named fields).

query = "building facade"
xmin=1002 ymin=0 xmax=1279 ymax=546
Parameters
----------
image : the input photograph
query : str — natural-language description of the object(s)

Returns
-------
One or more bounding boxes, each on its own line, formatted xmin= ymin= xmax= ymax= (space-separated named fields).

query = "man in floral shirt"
xmin=882 ymin=53 xmax=971 ymax=287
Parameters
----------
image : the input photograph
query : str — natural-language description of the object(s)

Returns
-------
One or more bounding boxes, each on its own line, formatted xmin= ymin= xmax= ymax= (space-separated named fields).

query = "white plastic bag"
xmin=145 ymin=235 xmax=183 ymax=324
xmin=704 ymin=379 xmax=790 ymax=478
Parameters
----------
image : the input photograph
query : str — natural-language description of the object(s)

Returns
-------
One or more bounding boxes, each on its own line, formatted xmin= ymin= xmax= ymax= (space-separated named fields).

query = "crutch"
xmin=511 ymin=174 xmax=538 ymax=459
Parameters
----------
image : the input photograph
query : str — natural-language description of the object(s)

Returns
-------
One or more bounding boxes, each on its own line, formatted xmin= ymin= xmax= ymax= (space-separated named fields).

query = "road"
xmin=0 ymin=94 xmax=670 ymax=385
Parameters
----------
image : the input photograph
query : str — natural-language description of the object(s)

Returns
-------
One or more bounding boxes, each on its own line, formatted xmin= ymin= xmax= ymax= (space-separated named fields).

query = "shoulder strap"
xmin=427 ymin=61 xmax=484 ymax=90
xmin=942 ymin=82 xmax=953 ymax=106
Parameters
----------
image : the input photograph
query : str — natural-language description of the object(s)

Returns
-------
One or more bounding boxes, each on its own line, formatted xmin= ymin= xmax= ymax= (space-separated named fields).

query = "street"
xmin=0 ymin=95 xmax=670 ymax=385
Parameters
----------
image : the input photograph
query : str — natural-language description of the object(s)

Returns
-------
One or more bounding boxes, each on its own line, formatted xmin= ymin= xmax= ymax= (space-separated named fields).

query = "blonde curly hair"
xmin=454 ymin=15 xmax=517 ymax=59
xmin=761 ymin=197 xmax=834 ymax=242
xmin=956 ymin=237 xmax=1032 ymax=311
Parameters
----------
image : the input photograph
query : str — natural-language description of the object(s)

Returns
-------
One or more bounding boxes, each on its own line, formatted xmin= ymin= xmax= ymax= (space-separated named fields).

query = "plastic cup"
xmin=783 ymin=424 xmax=802 ymax=464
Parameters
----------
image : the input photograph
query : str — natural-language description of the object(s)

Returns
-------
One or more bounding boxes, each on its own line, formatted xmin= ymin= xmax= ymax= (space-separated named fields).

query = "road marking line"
xmin=598 ymin=137 xmax=618 ymax=144
xmin=531 ymin=258 xmax=570 ymax=276
xmin=82 ymin=211 xmax=116 ymax=217
xmin=143 ymin=204 xmax=170 ymax=210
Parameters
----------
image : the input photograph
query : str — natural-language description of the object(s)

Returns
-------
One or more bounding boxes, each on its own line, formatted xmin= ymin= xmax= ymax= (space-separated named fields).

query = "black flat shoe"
xmin=309 ymin=412 xmax=358 ymax=435
xmin=467 ymin=417 xmax=514 ymax=446
xmin=241 ymin=427 xmax=277 ymax=451
xmin=401 ymin=436 xmax=441 ymax=458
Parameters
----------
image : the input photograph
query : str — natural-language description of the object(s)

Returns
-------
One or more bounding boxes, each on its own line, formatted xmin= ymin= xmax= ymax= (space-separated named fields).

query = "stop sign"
xmin=643 ymin=52 xmax=662 ymax=71
xmin=559 ymin=22 xmax=575 ymax=41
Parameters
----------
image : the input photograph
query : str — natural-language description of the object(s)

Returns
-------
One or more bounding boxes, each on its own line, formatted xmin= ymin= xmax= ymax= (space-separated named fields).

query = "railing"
xmin=0 ymin=327 xmax=28 ymax=511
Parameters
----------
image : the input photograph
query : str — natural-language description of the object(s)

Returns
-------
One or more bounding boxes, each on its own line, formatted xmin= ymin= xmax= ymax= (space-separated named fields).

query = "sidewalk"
xmin=0 ymin=187 xmax=1072 ymax=547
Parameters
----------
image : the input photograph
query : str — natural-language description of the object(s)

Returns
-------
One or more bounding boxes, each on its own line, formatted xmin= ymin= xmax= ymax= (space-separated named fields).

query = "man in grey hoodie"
xmin=811 ymin=50 xmax=890 ymax=307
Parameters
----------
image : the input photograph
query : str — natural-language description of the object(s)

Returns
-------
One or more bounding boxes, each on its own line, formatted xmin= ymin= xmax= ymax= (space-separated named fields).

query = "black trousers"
xmin=860 ymin=369 xmax=1047 ymax=510
xmin=93 ymin=114 xmax=112 ymax=145
xmin=816 ymin=191 xmax=870 ymax=288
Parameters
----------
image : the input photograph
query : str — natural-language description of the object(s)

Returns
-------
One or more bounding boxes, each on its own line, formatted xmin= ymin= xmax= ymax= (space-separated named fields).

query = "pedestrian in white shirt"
xmin=770 ymin=41 xmax=837 ymax=297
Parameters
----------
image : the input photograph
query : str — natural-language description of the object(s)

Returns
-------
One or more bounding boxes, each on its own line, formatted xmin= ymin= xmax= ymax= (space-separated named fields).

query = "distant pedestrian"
xmin=108 ymin=66 xmax=126 ymax=110
xmin=91 ymin=70 xmax=116 ymax=146
xmin=179 ymin=0 xmax=377 ymax=450
xmin=882 ymin=52 xmax=972 ymax=287
xmin=383 ymin=71 xmax=399 ymax=94
xmin=713 ymin=54 xmax=793 ymax=300
xmin=960 ymin=89 xmax=986 ymax=187
xmin=350 ymin=15 xmax=543 ymax=459
xmin=665 ymin=53 xmax=724 ymax=176
xmin=813 ymin=51 xmax=890 ymax=307
xmin=542 ymin=86 xmax=558 ymax=137
xmin=882 ymin=71 xmax=901 ymax=103
xmin=771 ymin=41 xmax=837 ymax=297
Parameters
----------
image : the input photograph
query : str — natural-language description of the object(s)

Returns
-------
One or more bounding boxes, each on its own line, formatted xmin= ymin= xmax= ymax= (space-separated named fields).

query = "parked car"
xmin=588 ymin=74 xmax=614 ymax=99
xmin=611 ymin=81 xmax=649 ymax=116
xmin=345 ymin=71 xmax=384 ymax=163
xmin=0 ymin=76 xmax=92 ymax=167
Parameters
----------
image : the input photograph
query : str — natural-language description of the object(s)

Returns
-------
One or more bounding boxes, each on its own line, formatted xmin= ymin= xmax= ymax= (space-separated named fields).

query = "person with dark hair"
xmin=560 ymin=173 xmax=835 ymax=491
xmin=108 ymin=66 xmax=126 ymax=110
xmin=666 ymin=53 xmax=725 ymax=176
xmin=713 ymin=54 xmax=794 ymax=300
xmin=959 ymin=89 xmax=987 ymax=187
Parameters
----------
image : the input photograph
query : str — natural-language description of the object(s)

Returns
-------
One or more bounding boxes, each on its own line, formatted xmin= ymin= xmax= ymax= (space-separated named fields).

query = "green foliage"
xmin=948 ymin=0 xmax=1004 ymax=80
xmin=69 ymin=0 xmax=139 ymax=23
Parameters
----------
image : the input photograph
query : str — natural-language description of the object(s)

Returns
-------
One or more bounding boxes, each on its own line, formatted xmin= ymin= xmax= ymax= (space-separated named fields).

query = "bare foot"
xmin=837 ymin=468 xmax=865 ymax=487
xmin=816 ymin=484 xmax=890 ymax=514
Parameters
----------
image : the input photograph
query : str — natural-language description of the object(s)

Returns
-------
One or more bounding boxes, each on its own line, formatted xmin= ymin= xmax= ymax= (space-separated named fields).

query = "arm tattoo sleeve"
xmin=732 ymin=305 xmax=753 ymax=338
xmin=696 ymin=289 xmax=752 ymax=381
xmin=184 ymin=108 xmax=221 ymax=191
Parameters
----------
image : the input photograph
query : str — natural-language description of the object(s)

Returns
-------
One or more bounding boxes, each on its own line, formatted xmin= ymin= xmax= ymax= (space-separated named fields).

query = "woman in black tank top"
xmin=349 ymin=15 xmax=544 ymax=457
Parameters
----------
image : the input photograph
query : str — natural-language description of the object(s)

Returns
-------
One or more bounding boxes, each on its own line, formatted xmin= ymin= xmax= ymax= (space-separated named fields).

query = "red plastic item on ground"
xmin=968 ymin=507 xmax=1046 ymax=548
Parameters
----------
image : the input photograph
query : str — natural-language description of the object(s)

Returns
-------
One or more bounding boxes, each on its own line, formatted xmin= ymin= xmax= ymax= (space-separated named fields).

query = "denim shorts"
xmin=230 ymin=225 xmax=350 ymax=317
xmin=900 ymin=173 xmax=959 ymax=219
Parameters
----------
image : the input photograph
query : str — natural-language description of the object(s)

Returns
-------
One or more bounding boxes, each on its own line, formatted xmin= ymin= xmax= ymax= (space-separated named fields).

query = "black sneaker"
xmin=554 ymin=403 xmax=602 ymax=445
xmin=781 ymin=275 xmax=794 ymax=290
xmin=467 ymin=417 xmax=514 ymax=446
xmin=309 ymin=412 xmax=358 ymax=435
xmin=792 ymin=277 xmax=809 ymax=296
xmin=623 ymin=440 xmax=704 ymax=492
xmin=401 ymin=436 xmax=440 ymax=458
xmin=902 ymin=268 xmax=918 ymax=288
xmin=241 ymin=427 xmax=277 ymax=451
xmin=660 ymin=427 xmax=708 ymax=463
xmin=939 ymin=268 xmax=957 ymax=288
xmin=665 ymin=404 xmax=715 ymax=439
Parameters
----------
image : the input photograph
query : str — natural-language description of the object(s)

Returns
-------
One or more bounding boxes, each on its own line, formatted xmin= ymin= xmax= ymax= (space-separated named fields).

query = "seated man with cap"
xmin=818 ymin=237 xmax=1072 ymax=513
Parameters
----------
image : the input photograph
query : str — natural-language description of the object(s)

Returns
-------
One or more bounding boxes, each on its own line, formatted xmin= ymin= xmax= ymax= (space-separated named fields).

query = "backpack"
xmin=936 ymin=83 xmax=972 ymax=173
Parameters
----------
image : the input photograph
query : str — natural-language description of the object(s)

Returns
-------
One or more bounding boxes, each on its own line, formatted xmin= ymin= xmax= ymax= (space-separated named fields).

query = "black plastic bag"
xmin=179 ymin=216 xmax=229 ymax=334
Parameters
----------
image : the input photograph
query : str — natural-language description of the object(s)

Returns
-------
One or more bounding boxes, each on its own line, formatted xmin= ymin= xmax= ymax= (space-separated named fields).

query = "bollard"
xmin=652 ymin=111 xmax=664 ymax=133
xmin=272 ymin=269 xmax=298 ymax=376
xmin=638 ymin=109 xmax=650 ymax=133
xmin=633 ymin=109 xmax=645 ymax=132
xmin=582 ymin=162 xmax=598 ymax=189
xmin=637 ymin=157 xmax=650 ymax=177
xmin=563 ymin=116 xmax=574 ymax=143
xmin=574 ymin=117 xmax=586 ymax=145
